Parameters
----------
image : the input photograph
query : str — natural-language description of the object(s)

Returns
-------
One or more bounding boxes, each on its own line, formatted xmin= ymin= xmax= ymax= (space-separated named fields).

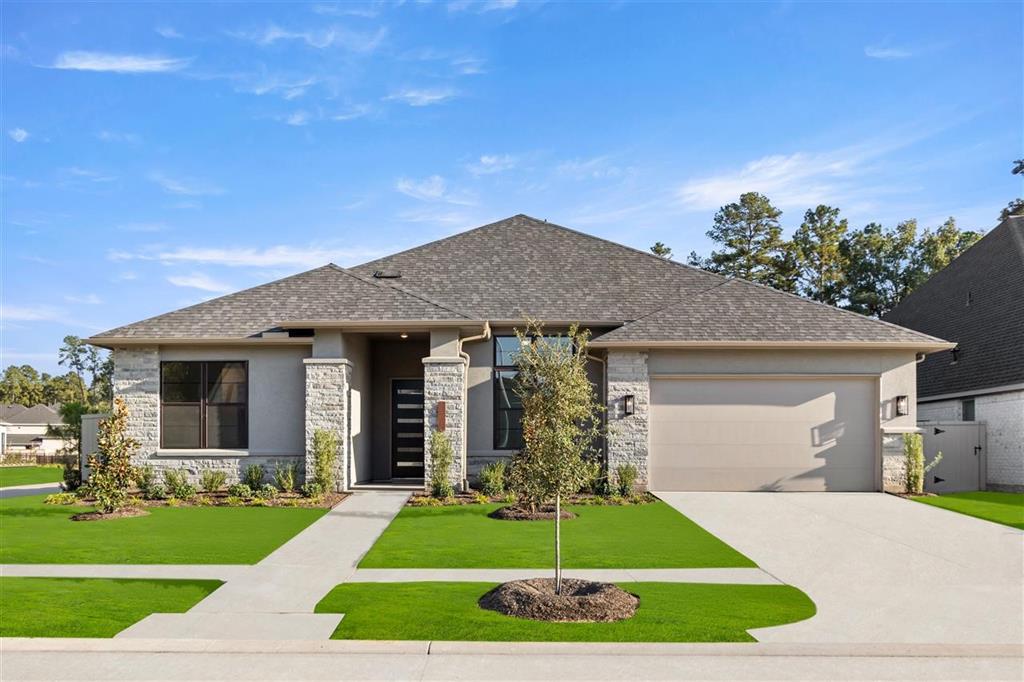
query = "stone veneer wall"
xmin=112 ymin=347 xmax=160 ymax=465
xmin=880 ymin=430 xmax=911 ymax=493
xmin=423 ymin=357 xmax=466 ymax=491
xmin=606 ymin=350 xmax=650 ymax=490
xmin=304 ymin=358 xmax=350 ymax=492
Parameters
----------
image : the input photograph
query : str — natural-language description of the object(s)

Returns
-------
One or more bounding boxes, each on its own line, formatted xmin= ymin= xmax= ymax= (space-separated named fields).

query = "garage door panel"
xmin=650 ymin=377 xmax=877 ymax=492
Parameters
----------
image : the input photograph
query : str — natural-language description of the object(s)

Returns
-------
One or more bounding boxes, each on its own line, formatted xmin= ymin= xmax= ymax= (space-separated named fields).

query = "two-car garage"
xmin=648 ymin=374 xmax=880 ymax=492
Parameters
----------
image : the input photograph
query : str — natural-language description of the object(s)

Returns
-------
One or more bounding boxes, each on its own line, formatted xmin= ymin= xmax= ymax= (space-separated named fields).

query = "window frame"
xmin=961 ymin=398 xmax=976 ymax=422
xmin=159 ymin=360 xmax=249 ymax=450
xmin=493 ymin=336 xmax=523 ymax=451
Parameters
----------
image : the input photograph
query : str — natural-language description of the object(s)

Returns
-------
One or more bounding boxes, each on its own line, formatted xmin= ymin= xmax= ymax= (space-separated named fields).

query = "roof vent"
xmin=372 ymin=270 xmax=402 ymax=279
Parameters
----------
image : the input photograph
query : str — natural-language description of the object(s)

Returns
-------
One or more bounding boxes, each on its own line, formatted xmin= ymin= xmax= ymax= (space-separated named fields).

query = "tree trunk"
xmin=554 ymin=492 xmax=562 ymax=595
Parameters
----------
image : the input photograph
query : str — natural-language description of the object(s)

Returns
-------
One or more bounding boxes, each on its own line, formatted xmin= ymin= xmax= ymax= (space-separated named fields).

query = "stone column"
xmin=112 ymin=347 xmax=160 ymax=466
xmin=606 ymin=350 xmax=650 ymax=490
xmin=881 ymin=428 xmax=919 ymax=493
xmin=422 ymin=357 xmax=467 ymax=492
xmin=304 ymin=358 xmax=351 ymax=492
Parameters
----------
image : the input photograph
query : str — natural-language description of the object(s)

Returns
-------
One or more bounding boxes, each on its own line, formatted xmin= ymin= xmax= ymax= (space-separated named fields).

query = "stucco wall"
xmin=919 ymin=390 xmax=1024 ymax=490
xmin=346 ymin=334 xmax=372 ymax=484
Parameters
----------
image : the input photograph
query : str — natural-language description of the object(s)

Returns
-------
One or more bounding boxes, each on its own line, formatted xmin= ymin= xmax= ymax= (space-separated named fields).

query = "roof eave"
xmin=588 ymin=340 xmax=957 ymax=352
xmin=86 ymin=336 xmax=315 ymax=349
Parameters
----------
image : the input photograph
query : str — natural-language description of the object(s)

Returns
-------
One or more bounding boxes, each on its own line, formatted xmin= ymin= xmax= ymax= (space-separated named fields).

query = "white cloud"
xmin=232 ymin=24 xmax=387 ymax=52
xmin=167 ymin=272 xmax=235 ymax=293
xmin=467 ymin=154 xmax=517 ymax=175
xmin=64 ymin=293 xmax=103 ymax=305
xmin=331 ymin=104 xmax=372 ymax=121
xmin=556 ymin=156 xmax=625 ymax=180
xmin=448 ymin=0 xmax=518 ymax=12
xmin=396 ymin=175 xmax=475 ymax=205
xmin=285 ymin=110 xmax=311 ymax=126
xmin=864 ymin=45 xmax=912 ymax=59
xmin=384 ymin=87 xmax=458 ymax=106
xmin=63 ymin=167 xmax=117 ymax=182
xmin=110 ymin=244 xmax=384 ymax=269
xmin=8 ymin=128 xmax=29 ymax=143
xmin=312 ymin=3 xmax=379 ymax=17
xmin=452 ymin=56 xmax=486 ymax=75
xmin=397 ymin=207 xmax=476 ymax=227
xmin=149 ymin=171 xmax=224 ymax=196
xmin=238 ymin=75 xmax=317 ymax=99
xmin=156 ymin=25 xmax=184 ymax=39
xmin=52 ymin=51 xmax=190 ymax=73
xmin=1 ymin=304 xmax=65 ymax=322
xmin=96 ymin=130 xmax=141 ymax=143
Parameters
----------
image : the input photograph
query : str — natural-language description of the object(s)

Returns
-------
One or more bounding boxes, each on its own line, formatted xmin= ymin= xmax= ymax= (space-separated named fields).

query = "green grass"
xmin=0 ymin=465 xmax=63 ymax=488
xmin=0 ymin=577 xmax=222 ymax=637
xmin=316 ymin=582 xmax=815 ymax=642
xmin=912 ymin=492 xmax=1024 ymax=530
xmin=0 ymin=494 xmax=327 ymax=564
xmin=359 ymin=501 xmax=754 ymax=568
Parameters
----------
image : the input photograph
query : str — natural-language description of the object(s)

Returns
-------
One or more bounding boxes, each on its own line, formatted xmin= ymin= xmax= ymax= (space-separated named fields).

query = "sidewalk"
xmin=0 ymin=482 xmax=61 ymax=499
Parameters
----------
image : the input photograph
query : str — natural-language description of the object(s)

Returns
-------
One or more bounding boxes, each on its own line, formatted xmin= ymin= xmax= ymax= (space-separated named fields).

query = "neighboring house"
xmin=884 ymin=216 xmax=1024 ymax=492
xmin=0 ymin=404 xmax=68 ymax=455
xmin=87 ymin=215 xmax=951 ymax=493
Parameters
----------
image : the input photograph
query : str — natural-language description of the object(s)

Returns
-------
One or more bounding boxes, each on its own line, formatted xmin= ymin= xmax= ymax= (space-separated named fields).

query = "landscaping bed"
xmin=0 ymin=465 xmax=63 ymax=488
xmin=315 ymin=581 xmax=816 ymax=642
xmin=0 ymin=493 xmax=328 ymax=564
xmin=910 ymin=491 xmax=1024 ymax=530
xmin=0 ymin=577 xmax=222 ymax=638
xmin=46 ymin=489 xmax=347 ymax=511
xmin=359 ymin=500 xmax=755 ymax=569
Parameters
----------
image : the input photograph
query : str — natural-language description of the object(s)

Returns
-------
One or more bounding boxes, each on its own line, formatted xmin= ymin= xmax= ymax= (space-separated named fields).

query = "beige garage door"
xmin=650 ymin=376 xmax=878 ymax=492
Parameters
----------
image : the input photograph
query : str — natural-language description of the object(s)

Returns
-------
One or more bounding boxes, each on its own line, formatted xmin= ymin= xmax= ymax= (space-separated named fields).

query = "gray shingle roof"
xmin=1 ymin=404 xmax=63 ymax=425
xmin=883 ymin=216 xmax=1024 ymax=397
xmin=93 ymin=214 xmax=947 ymax=347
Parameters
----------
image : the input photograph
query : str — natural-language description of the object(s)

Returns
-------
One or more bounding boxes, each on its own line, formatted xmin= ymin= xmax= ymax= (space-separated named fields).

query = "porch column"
xmin=422 ymin=356 xmax=467 ymax=492
xmin=606 ymin=350 xmax=650 ymax=491
xmin=112 ymin=346 xmax=160 ymax=466
xmin=304 ymin=358 xmax=351 ymax=492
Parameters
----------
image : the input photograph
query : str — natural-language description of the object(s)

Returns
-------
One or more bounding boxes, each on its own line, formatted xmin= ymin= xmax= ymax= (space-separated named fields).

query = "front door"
xmin=391 ymin=379 xmax=425 ymax=479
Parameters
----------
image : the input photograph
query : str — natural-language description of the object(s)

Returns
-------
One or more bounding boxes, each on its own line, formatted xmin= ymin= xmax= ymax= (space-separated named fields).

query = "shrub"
xmin=227 ymin=482 xmax=253 ymax=499
xmin=144 ymin=484 xmax=167 ymax=501
xmin=243 ymin=464 xmax=265 ymax=489
xmin=429 ymin=430 xmax=455 ymax=499
xmin=312 ymin=429 xmax=338 ymax=492
xmin=301 ymin=481 xmax=324 ymax=499
xmin=501 ymin=491 xmax=518 ymax=505
xmin=255 ymin=483 xmax=278 ymax=500
xmin=615 ymin=463 xmax=638 ymax=496
xmin=163 ymin=470 xmax=196 ymax=501
xmin=44 ymin=492 xmax=79 ymax=505
xmin=137 ymin=466 xmax=156 ymax=491
xmin=472 ymin=491 xmax=490 ymax=505
xmin=61 ymin=451 xmax=81 ymax=492
xmin=87 ymin=397 xmax=140 ymax=514
xmin=274 ymin=463 xmax=297 ymax=493
xmin=166 ymin=497 xmax=183 ymax=507
xmin=904 ymin=433 xmax=943 ymax=495
xmin=579 ymin=459 xmax=604 ymax=495
xmin=477 ymin=460 xmax=506 ymax=497
xmin=199 ymin=469 xmax=228 ymax=493
xmin=225 ymin=496 xmax=246 ymax=507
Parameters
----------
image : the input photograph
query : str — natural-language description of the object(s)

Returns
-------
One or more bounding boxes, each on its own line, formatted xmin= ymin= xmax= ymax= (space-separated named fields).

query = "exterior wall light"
xmin=895 ymin=395 xmax=909 ymax=417
xmin=623 ymin=394 xmax=635 ymax=416
xmin=400 ymin=333 xmax=409 ymax=339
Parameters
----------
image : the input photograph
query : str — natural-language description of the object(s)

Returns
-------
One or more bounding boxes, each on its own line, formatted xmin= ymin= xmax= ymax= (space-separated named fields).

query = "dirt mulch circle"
xmin=479 ymin=578 xmax=639 ymax=623
xmin=488 ymin=505 xmax=577 ymax=521
xmin=71 ymin=508 xmax=150 ymax=522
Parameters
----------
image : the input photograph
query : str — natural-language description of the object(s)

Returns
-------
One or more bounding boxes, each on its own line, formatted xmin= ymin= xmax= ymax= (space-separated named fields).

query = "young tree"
xmin=509 ymin=323 xmax=604 ymax=594
xmin=649 ymin=242 xmax=673 ymax=259
xmin=87 ymin=397 xmax=140 ymax=513
xmin=792 ymin=205 xmax=848 ymax=305
xmin=705 ymin=192 xmax=787 ymax=286
xmin=840 ymin=220 xmax=919 ymax=317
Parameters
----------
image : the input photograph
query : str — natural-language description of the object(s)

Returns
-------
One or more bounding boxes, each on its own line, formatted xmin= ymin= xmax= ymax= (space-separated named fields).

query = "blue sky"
xmin=2 ymin=1 xmax=1021 ymax=373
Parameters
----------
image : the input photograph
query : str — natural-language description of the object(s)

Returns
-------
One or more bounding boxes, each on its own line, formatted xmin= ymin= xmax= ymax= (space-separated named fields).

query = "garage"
xmin=649 ymin=375 xmax=879 ymax=492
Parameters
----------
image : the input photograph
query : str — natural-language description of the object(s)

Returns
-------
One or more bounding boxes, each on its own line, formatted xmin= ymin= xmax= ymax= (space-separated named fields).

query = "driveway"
xmin=657 ymin=492 xmax=1024 ymax=645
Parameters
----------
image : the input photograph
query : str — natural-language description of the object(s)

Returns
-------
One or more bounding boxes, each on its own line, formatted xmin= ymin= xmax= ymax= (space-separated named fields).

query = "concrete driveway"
xmin=657 ymin=492 xmax=1024 ymax=645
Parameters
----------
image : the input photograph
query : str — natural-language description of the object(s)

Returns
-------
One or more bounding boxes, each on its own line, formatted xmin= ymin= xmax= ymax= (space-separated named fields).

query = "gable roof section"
xmin=2 ymin=404 xmax=62 ymax=425
xmin=590 ymin=278 xmax=949 ymax=347
xmin=92 ymin=264 xmax=471 ymax=340
xmin=883 ymin=216 xmax=1024 ymax=397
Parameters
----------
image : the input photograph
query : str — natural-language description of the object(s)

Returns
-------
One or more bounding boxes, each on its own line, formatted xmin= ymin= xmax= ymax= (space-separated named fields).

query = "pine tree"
xmin=792 ymin=205 xmax=848 ymax=305
xmin=705 ymin=192 xmax=786 ymax=286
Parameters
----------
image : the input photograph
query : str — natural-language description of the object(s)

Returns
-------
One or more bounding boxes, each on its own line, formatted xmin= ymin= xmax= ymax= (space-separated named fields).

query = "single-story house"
xmin=884 ymin=216 xmax=1023 ymax=492
xmin=0 ymin=404 xmax=69 ymax=455
xmin=87 ymin=215 xmax=952 ymax=493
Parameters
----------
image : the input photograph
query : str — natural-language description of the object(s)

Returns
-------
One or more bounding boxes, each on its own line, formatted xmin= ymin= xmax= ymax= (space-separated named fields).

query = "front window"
xmin=161 ymin=361 xmax=248 ymax=449
xmin=492 ymin=335 xmax=574 ymax=450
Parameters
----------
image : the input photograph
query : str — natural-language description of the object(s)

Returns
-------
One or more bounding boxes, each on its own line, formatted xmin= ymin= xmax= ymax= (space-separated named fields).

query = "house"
xmin=0 ymin=404 xmax=68 ymax=455
xmin=883 ymin=216 xmax=1024 ymax=492
xmin=86 ymin=215 xmax=952 ymax=493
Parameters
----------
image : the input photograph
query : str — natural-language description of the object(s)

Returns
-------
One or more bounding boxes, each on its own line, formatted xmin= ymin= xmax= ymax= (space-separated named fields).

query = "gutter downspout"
xmin=457 ymin=321 xmax=491 ymax=492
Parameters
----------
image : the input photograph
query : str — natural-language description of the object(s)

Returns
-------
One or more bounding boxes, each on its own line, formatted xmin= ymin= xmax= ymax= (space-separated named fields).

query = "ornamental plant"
xmin=904 ymin=432 xmax=943 ymax=495
xmin=507 ymin=322 xmax=605 ymax=594
xmin=312 ymin=429 xmax=338 ymax=492
xmin=429 ymin=430 xmax=455 ymax=499
xmin=86 ymin=397 xmax=139 ymax=514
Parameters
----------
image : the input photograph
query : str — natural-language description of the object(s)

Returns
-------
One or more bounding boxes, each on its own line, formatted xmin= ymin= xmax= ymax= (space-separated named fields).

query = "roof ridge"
xmin=325 ymin=264 xmax=475 ymax=320
xmin=353 ymin=214 xmax=525 ymax=270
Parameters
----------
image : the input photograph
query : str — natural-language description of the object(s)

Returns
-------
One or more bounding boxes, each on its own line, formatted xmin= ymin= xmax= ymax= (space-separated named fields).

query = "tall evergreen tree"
xmin=840 ymin=220 xmax=918 ymax=317
xmin=912 ymin=217 xmax=984 ymax=288
xmin=705 ymin=192 xmax=786 ymax=286
xmin=649 ymin=242 xmax=673 ymax=259
xmin=792 ymin=205 xmax=849 ymax=306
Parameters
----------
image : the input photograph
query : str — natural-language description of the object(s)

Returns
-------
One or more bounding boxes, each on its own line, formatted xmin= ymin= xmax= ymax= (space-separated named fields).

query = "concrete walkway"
xmin=0 ymin=482 xmax=61 ymax=499
xmin=349 ymin=567 xmax=781 ymax=584
xmin=657 ymin=492 xmax=1024 ymax=645
xmin=116 ymin=490 xmax=409 ymax=640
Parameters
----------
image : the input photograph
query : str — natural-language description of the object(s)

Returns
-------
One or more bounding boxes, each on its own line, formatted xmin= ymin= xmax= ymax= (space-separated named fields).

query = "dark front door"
xmin=391 ymin=379 xmax=425 ymax=479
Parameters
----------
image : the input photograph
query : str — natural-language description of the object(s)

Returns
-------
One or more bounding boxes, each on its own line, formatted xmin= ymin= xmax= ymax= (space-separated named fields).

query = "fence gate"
xmin=919 ymin=422 xmax=986 ymax=493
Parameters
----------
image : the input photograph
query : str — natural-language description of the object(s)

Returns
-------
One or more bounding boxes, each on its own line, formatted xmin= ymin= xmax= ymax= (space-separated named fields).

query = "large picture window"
xmin=492 ymin=335 xmax=574 ymax=451
xmin=161 ymin=361 xmax=248 ymax=449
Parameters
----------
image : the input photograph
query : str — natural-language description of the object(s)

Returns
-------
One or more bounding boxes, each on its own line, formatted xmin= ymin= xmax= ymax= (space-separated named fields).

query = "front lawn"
xmin=0 ymin=577 xmax=222 ymax=637
xmin=0 ymin=465 xmax=63 ymax=488
xmin=316 ymin=581 xmax=814 ymax=642
xmin=0 ymin=494 xmax=327 ymax=564
xmin=359 ymin=501 xmax=754 ymax=568
xmin=912 ymin=491 xmax=1024 ymax=530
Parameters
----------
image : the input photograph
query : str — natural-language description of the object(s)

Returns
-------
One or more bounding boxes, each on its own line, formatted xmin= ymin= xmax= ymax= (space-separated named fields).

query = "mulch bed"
xmin=890 ymin=492 xmax=938 ymax=499
xmin=71 ymin=491 xmax=348 ymax=510
xmin=479 ymin=578 xmax=639 ymax=623
xmin=488 ymin=505 xmax=577 ymax=521
xmin=71 ymin=508 xmax=150 ymax=522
